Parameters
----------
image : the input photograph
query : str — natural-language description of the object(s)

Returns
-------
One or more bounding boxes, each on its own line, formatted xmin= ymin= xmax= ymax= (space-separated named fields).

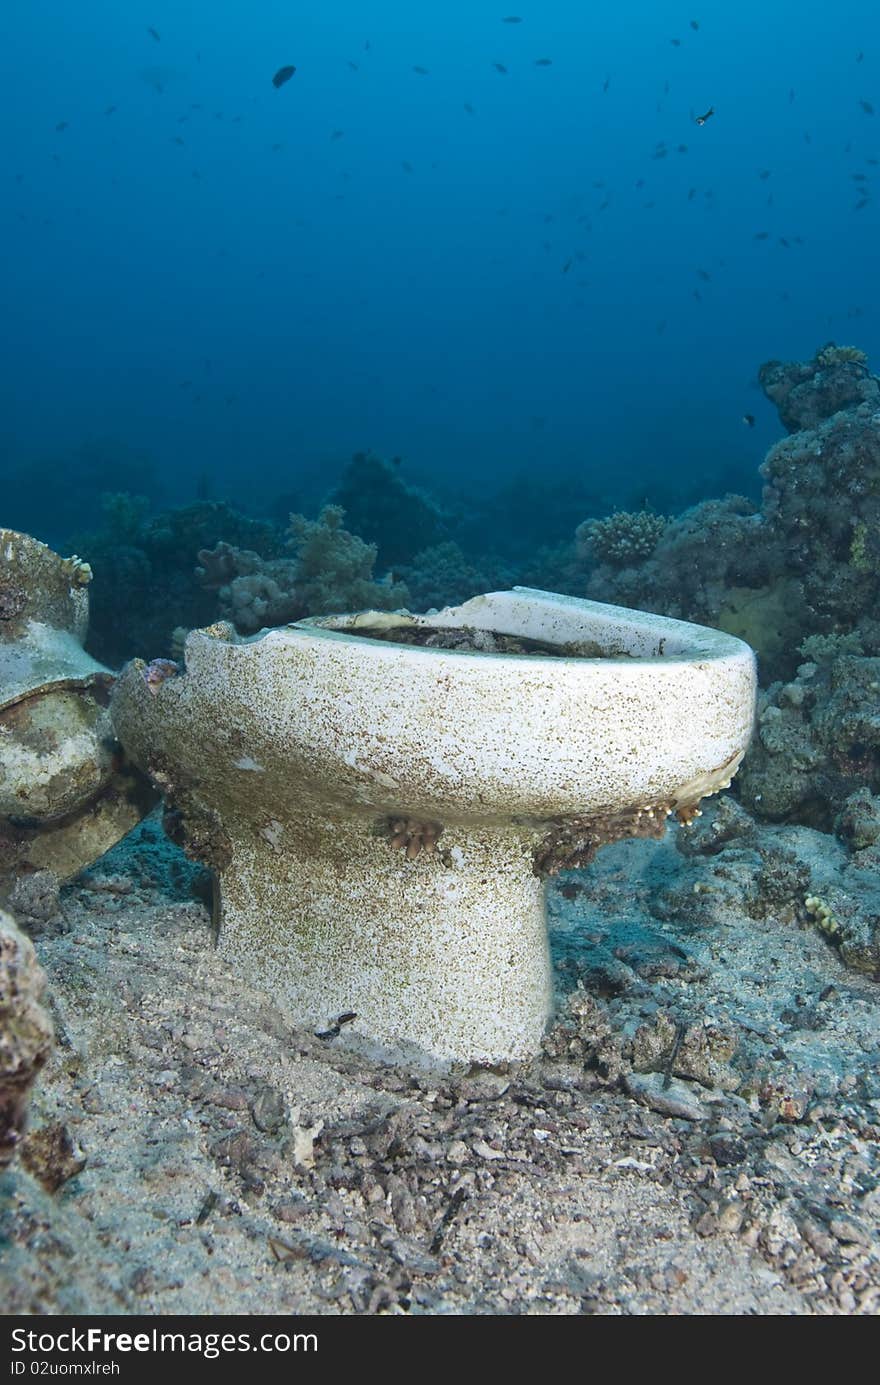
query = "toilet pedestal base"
xmin=215 ymin=812 xmax=553 ymax=1065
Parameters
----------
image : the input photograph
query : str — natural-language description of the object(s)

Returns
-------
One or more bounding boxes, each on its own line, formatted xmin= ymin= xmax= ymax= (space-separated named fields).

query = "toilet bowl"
xmin=0 ymin=530 xmax=156 ymax=892
xmin=111 ymin=588 xmax=756 ymax=1064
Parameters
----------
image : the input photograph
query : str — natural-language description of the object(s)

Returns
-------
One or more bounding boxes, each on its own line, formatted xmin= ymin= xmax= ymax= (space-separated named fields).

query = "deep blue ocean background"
xmin=3 ymin=0 xmax=878 ymax=536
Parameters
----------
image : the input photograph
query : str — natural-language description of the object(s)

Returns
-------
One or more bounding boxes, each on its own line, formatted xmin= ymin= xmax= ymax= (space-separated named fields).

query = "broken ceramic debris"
xmin=0 ymin=530 xmax=156 ymax=896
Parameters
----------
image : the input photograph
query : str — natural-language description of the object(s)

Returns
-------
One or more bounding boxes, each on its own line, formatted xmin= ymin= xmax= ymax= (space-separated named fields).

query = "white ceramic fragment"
xmin=0 ymin=531 xmax=156 ymax=887
xmin=111 ymin=589 xmax=756 ymax=1065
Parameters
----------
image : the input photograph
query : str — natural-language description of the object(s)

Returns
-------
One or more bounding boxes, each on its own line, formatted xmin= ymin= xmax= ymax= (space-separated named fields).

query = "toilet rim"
xmin=203 ymin=587 xmax=755 ymax=667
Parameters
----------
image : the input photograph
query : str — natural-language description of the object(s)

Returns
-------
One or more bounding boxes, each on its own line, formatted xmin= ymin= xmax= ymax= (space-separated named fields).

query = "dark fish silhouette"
xmin=272 ymin=65 xmax=296 ymax=88
xmin=464 ymin=102 xmax=475 ymax=114
xmin=695 ymin=106 xmax=714 ymax=125
xmin=493 ymin=62 xmax=508 ymax=73
xmin=147 ymin=26 xmax=160 ymax=42
xmin=104 ymin=105 xmax=116 ymax=115
xmin=743 ymin=414 xmax=755 ymax=427
xmin=534 ymin=57 xmax=553 ymax=66
xmin=348 ymin=61 xmax=359 ymax=71
xmin=690 ymin=19 xmax=700 ymax=29
xmin=859 ymin=99 xmax=874 ymax=114
xmin=671 ymin=38 xmax=681 ymax=46
xmin=412 ymin=65 xmax=429 ymax=75
xmin=55 ymin=120 xmax=68 ymax=131
xmin=753 ymin=231 xmax=769 ymax=239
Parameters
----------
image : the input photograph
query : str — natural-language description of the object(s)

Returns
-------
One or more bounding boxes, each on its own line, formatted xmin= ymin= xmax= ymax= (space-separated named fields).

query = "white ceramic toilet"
xmin=111 ymin=588 xmax=756 ymax=1064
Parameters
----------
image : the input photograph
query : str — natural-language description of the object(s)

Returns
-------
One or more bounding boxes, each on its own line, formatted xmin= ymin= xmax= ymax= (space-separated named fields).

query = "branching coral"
xmin=199 ymin=506 xmax=411 ymax=634
xmin=286 ymin=505 xmax=410 ymax=617
xmin=577 ymin=510 xmax=666 ymax=568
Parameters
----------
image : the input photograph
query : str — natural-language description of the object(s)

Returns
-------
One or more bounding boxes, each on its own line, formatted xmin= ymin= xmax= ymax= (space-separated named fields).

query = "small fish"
xmin=696 ymin=268 xmax=711 ymax=281
xmin=857 ymin=51 xmax=864 ymax=62
xmin=347 ymin=61 xmax=359 ymax=71
xmin=789 ymin=87 xmax=795 ymax=102
xmin=778 ymin=236 xmax=790 ymax=247
xmin=855 ymin=197 xmax=870 ymax=209
xmin=677 ymin=143 xmax=688 ymax=153
xmin=562 ymin=258 xmax=572 ymax=273
xmin=401 ymin=160 xmax=413 ymax=173
xmin=534 ymin=57 xmax=553 ymax=66
xmin=331 ymin=129 xmax=344 ymax=140
xmin=315 ymin=1011 xmax=358 ymax=1041
xmin=690 ymin=19 xmax=700 ymax=29
xmin=671 ymin=38 xmax=682 ymax=47
xmin=694 ymin=106 xmax=714 ymax=125
xmin=104 ymin=104 xmax=117 ymax=116
xmin=753 ymin=230 xmax=769 ymax=239
xmin=693 ymin=289 xmax=702 ymax=301
xmin=55 ymin=120 xmax=68 ymax=131
xmin=859 ymin=99 xmax=874 ymax=114
xmin=272 ymin=65 xmax=296 ymax=88
xmin=147 ymin=26 xmax=160 ymax=42
xmin=502 ymin=15 xmax=523 ymax=21
xmin=493 ymin=62 xmax=508 ymax=74
xmin=172 ymin=135 xmax=185 ymax=145
xmin=463 ymin=102 xmax=475 ymax=114
xmin=742 ymin=414 xmax=755 ymax=427
xmin=412 ymin=65 xmax=429 ymax=75
xmin=602 ymin=74 xmax=610 ymax=92
xmin=687 ymin=186 xmax=696 ymax=200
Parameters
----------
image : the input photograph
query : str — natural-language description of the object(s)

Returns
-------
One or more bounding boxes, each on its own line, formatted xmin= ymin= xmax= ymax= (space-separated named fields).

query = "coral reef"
xmin=736 ymin=655 xmax=880 ymax=829
xmin=0 ymin=909 xmax=54 ymax=1171
xmin=330 ymin=453 xmax=446 ymax=567
xmin=70 ymin=497 xmax=282 ymax=665
xmin=758 ymin=343 xmax=875 ymax=433
xmin=578 ymin=346 xmax=880 ymax=688
xmin=399 ymin=542 xmax=513 ymax=613
xmin=576 ymin=510 xmax=666 ymax=568
xmin=204 ymin=506 xmax=410 ymax=634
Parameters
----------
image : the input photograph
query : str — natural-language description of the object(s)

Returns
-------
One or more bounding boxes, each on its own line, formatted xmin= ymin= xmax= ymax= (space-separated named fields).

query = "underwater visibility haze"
xmin=3 ymin=0 xmax=879 ymax=533
xmin=4 ymin=0 xmax=880 ymax=1322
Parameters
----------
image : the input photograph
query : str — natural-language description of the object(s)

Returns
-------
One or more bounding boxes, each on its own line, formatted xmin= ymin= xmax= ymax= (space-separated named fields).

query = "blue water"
xmin=2 ymin=0 xmax=878 ymax=526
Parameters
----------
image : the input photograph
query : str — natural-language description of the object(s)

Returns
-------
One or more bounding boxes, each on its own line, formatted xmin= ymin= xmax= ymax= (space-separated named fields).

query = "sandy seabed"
xmin=2 ymin=809 xmax=879 ymax=1316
